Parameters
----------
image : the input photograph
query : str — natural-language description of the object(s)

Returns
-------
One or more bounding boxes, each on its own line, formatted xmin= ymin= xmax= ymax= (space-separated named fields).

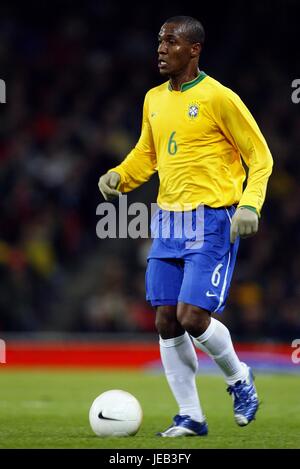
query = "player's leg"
xmin=156 ymin=306 xmax=208 ymax=437
xmin=156 ymin=305 xmax=207 ymax=424
xmin=177 ymin=303 xmax=258 ymax=426
xmin=177 ymin=206 xmax=259 ymax=426
xmin=146 ymin=258 xmax=208 ymax=436
xmin=177 ymin=303 xmax=248 ymax=385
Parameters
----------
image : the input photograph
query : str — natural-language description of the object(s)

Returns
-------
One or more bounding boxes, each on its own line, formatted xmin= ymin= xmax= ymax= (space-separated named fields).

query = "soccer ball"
xmin=89 ymin=389 xmax=143 ymax=437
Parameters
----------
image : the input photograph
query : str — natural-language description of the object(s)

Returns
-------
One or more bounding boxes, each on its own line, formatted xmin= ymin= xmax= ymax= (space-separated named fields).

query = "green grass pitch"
xmin=0 ymin=368 xmax=299 ymax=449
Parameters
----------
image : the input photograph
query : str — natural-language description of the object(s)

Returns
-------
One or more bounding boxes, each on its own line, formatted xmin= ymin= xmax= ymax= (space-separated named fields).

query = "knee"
xmin=177 ymin=302 xmax=211 ymax=337
xmin=155 ymin=306 xmax=184 ymax=339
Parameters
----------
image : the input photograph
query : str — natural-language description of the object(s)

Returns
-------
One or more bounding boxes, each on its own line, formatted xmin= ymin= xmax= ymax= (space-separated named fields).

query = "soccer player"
xmin=98 ymin=16 xmax=273 ymax=437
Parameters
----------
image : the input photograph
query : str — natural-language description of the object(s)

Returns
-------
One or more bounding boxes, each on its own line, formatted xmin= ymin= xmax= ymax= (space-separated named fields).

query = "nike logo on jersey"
xmin=206 ymin=291 xmax=217 ymax=297
xmin=98 ymin=411 xmax=122 ymax=421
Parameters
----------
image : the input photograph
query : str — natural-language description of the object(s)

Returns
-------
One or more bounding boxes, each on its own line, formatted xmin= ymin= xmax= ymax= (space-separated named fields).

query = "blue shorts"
xmin=145 ymin=205 xmax=239 ymax=314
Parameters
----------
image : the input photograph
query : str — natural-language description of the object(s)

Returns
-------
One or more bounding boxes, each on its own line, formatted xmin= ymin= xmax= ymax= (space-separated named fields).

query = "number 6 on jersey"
xmin=168 ymin=131 xmax=178 ymax=155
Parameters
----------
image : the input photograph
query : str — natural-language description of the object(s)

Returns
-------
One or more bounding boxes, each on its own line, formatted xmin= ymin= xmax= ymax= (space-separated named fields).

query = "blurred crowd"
xmin=0 ymin=1 xmax=299 ymax=340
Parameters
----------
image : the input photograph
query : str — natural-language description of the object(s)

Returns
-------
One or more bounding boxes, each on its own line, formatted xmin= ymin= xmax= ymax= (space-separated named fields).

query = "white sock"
xmin=192 ymin=317 xmax=248 ymax=385
xmin=159 ymin=332 xmax=205 ymax=423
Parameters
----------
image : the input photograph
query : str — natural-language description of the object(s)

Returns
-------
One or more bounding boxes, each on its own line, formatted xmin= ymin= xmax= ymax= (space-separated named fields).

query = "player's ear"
xmin=191 ymin=43 xmax=201 ymax=58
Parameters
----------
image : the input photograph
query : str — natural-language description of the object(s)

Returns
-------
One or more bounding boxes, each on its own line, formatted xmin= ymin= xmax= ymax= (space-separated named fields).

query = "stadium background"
xmin=0 ymin=0 xmax=299 ymax=370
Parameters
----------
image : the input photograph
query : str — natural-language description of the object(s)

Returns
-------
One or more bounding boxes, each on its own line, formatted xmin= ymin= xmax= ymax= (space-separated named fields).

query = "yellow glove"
xmin=98 ymin=171 xmax=121 ymax=201
xmin=230 ymin=206 xmax=259 ymax=243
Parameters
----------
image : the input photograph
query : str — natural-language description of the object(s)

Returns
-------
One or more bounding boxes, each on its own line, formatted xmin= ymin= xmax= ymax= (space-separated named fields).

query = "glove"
xmin=98 ymin=171 xmax=121 ymax=201
xmin=230 ymin=206 xmax=259 ymax=243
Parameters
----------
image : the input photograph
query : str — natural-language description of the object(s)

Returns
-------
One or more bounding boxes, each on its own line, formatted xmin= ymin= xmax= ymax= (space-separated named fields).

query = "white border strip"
xmin=214 ymin=252 xmax=231 ymax=313
xmin=213 ymin=208 xmax=233 ymax=313
xmin=225 ymin=208 xmax=232 ymax=224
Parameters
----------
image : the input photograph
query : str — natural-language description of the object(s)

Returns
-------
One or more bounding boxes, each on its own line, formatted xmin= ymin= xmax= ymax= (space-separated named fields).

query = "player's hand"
xmin=98 ymin=171 xmax=121 ymax=201
xmin=230 ymin=207 xmax=259 ymax=243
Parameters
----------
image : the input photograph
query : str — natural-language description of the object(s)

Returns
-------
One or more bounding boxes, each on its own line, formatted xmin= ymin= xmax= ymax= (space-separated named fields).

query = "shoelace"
xmin=227 ymin=382 xmax=253 ymax=407
xmin=173 ymin=414 xmax=189 ymax=425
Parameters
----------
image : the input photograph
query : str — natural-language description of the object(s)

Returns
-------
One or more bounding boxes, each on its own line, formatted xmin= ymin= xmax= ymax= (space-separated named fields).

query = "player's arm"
xmin=216 ymin=88 xmax=273 ymax=242
xmin=98 ymin=92 xmax=157 ymax=201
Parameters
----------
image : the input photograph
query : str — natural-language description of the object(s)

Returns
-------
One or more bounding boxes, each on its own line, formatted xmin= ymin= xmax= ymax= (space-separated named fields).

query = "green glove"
xmin=98 ymin=171 xmax=121 ymax=201
xmin=230 ymin=206 xmax=259 ymax=243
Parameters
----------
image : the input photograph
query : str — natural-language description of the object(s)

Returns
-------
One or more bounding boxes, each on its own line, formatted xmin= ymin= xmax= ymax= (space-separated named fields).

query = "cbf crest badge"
xmin=187 ymin=102 xmax=200 ymax=119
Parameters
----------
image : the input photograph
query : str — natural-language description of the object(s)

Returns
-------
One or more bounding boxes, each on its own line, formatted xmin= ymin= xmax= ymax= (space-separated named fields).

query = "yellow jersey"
xmin=110 ymin=71 xmax=273 ymax=214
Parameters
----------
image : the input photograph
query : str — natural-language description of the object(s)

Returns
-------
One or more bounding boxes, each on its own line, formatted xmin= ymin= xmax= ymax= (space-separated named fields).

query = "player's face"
xmin=157 ymin=23 xmax=195 ymax=77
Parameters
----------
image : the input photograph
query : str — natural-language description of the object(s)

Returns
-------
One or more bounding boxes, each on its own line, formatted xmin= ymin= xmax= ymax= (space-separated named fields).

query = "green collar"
xmin=168 ymin=71 xmax=207 ymax=92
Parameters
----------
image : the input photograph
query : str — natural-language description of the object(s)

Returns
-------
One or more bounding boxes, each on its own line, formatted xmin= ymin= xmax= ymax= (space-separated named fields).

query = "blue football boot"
xmin=157 ymin=414 xmax=208 ymax=437
xmin=227 ymin=364 xmax=259 ymax=426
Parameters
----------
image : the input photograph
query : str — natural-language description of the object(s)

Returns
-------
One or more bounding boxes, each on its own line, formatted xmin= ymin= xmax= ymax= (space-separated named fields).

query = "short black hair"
xmin=164 ymin=16 xmax=205 ymax=46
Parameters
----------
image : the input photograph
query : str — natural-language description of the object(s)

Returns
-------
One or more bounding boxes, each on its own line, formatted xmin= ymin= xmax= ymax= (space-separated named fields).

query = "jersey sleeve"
xmin=109 ymin=91 xmax=157 ymax=193
xmin=213 ymin=86 xmax=273 ymax=214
